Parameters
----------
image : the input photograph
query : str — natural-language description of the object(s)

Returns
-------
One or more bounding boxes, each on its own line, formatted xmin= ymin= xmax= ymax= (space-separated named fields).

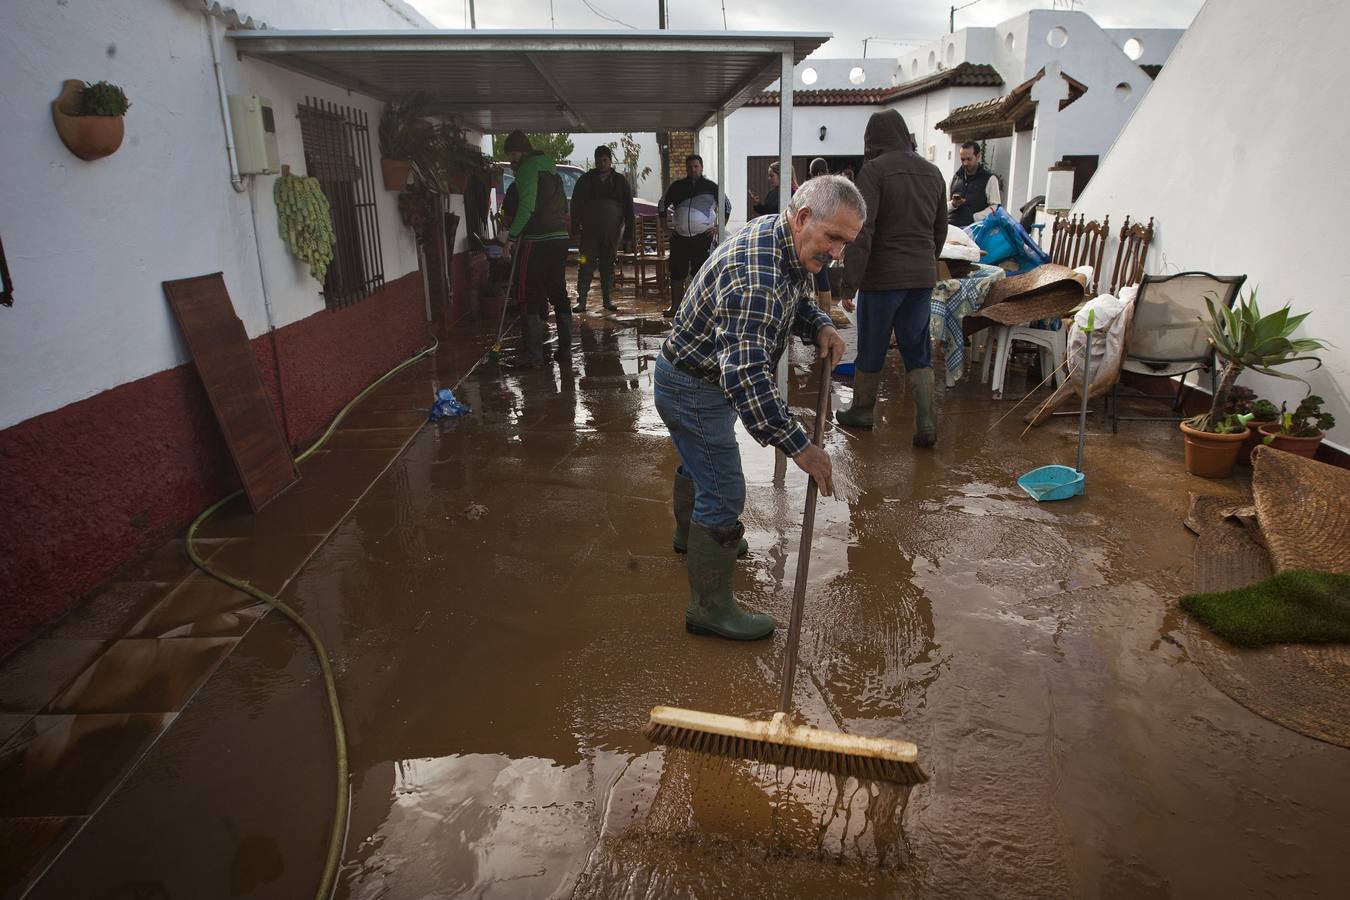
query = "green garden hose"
xmin=185 ymin=336 xmax=439 ymax=900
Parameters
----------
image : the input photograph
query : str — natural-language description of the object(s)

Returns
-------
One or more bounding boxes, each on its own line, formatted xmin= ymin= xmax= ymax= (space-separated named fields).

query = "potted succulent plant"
xmin=1260 ymin=395 xmax=1336 ymax=459
xmin=1223 ymin=385 xmax=1281 ymax=463
xmin=378 ymin=93 xmax=430 ymax=191
xmin=51 ymin=80 xmax=131 ymax=161
xmin=1180 ymin=288 xmax=1328 ymax=478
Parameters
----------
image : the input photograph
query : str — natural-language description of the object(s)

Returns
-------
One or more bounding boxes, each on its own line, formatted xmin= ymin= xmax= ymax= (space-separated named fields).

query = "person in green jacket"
xmin=501 ymin=130 xmax=571 ymax=368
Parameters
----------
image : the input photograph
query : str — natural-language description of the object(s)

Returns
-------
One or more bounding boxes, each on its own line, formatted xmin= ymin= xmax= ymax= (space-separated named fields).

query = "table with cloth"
xmin=929 ymin=263 xmax=1005 ymax=386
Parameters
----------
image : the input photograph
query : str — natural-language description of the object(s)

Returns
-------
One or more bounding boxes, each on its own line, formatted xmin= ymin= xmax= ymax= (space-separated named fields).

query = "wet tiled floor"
xmin=0 ymin=314 xmax=498 ymax=899
xmin=2 ymin=288 xmax=1348 ymax=899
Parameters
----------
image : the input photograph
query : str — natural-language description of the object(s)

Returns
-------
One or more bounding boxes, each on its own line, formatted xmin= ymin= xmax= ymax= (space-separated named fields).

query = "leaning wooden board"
xmin=164 ymin=273 xmax=297 ymax=511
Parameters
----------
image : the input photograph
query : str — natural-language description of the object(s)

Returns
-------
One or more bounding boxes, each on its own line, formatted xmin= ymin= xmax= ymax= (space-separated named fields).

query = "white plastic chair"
xmin=983 ymin=322 xmax=1067 ymax=399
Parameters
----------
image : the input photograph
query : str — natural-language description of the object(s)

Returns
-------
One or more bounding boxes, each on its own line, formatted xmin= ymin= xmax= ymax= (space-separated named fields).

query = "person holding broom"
xmin=655 ymin=176 xmax=862 ymax=641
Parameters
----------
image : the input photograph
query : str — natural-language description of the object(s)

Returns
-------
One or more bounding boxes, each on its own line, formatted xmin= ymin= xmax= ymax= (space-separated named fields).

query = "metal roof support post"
xmin=775 ymin=49 xmax=793 ymax=479
xmin=716 ymin=108 xmax=726 ymax=235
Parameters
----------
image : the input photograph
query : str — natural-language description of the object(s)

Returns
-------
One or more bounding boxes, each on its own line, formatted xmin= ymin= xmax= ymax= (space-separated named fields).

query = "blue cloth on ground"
xmin=429 ymin=388 xmax=471 ymax=420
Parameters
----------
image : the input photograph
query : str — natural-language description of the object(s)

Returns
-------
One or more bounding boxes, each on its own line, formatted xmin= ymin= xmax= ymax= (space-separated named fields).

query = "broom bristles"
xmin=645 ymin=707 xmax=927 ymax=786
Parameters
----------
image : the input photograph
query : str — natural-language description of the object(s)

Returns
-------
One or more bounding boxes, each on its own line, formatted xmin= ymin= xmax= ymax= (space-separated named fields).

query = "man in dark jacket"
xmin=948 ymin=141 xmax=1001 ymax=228
xmin=501 ymin=130 xmax=571 ymax=369
xmin=658 ymin=154 xmax=731 ymax=318
xmin=571 ymin=145 xmax=635 ymax=313
xmin=837 ymin=109 xmax=947 ymax=446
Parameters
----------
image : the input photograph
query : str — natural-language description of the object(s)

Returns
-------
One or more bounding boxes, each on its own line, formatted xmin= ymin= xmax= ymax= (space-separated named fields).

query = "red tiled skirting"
xmin=0 ymin=272 xmax=427 ymax=651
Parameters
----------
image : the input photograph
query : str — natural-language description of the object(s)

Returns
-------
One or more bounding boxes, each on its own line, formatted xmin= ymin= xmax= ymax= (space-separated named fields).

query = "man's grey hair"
xmin=787 ymin=175 xmax=866 ymax=222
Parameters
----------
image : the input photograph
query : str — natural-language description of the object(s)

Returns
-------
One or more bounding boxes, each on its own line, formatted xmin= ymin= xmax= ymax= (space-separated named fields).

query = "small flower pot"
xmin=1240 ymin=419 xmax=1277 ymax=464
xmin=51 ymin=80 xmax=124 ymax=161
xmin=1258 ymin=425 xmax=1324 ymax=459
xmin=381 ymin=158 xmax=412 ymax=191
xmin=1179 ymin=421 xmax=1246 ymax=478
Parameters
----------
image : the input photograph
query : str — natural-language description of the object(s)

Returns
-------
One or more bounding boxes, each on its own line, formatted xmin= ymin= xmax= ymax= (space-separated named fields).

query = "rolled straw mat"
xmin=1181 ymin=480 xmax=1350 ymax=748
xmin=1251 ymin=445 xmax=1350 ymax=574
xmin=964 ymin=264 xmax=1087 ymax=333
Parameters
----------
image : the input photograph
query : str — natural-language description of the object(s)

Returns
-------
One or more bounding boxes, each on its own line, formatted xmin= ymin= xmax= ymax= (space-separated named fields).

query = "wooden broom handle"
xmin=780 ymin=358 xmax=831 ymax=713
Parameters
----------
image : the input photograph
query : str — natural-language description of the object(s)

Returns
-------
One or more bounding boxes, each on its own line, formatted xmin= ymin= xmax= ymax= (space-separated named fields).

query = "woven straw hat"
xmin=1252 ymin=446 xmax=1350 ymax=574
xmin=963 ymin=264 xmax=1086 ymax=332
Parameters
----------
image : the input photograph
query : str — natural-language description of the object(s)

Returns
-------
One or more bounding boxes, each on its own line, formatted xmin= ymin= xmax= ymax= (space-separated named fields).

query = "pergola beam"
xmin=520 ymin=51 xmax=590 ymax=131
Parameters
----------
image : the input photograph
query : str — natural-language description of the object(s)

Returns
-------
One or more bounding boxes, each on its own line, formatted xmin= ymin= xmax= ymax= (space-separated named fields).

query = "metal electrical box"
xmin=228 ymin=95 xmax=280 ymax=175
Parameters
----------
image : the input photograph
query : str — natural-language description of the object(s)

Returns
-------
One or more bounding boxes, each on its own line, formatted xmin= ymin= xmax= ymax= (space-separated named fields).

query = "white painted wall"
xmin=1011 ymin=12 xmax=1180 ymax=159
xmin=1071 ymin=0 xmax=1349 ymax=452
xmin=0 ymin=0 xmax=433 ymax=430
xmin=905 ymin=10 xmax=1183 ymax=167
xmin=719 ymin=104 xmax=878 ymax=228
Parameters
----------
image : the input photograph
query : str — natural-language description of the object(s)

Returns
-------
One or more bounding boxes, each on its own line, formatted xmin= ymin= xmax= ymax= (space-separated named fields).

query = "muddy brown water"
xmin=28 ymin=316 xmax=1350 ymax=898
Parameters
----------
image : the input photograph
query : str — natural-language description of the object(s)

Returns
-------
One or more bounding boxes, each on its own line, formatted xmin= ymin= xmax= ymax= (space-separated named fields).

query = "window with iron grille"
xmin=297 ymin=98 xmax=384 ymax=308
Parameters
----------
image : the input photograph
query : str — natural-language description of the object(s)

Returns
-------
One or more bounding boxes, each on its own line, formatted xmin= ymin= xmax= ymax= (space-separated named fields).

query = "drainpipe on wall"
xmin=206 ymin=15 xmax=247 ymax=194
xmin=204 ymin=13 xmax=292 ymax=438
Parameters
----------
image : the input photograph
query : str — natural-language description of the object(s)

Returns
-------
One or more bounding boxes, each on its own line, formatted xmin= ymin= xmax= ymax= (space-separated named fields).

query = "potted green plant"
xmin=1260 ymin=395 xmax=1336 ymax=459
xmin=51 ymin=79 xmax=130 ymax=161
xmin=378 ymin=93 xmax=430 ymax=191
xmin=412 ymin=119 xmax=492 ymax=195
xmin=1223 ymin=385 xmax=1281 ymax=463
xmin=1179 ymin=288 xmax=1328 ymax=478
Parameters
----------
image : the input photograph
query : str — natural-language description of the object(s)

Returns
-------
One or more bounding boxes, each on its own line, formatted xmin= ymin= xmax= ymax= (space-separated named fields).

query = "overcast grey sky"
xmin=406 ymin=0 xmax=1205 ymax=59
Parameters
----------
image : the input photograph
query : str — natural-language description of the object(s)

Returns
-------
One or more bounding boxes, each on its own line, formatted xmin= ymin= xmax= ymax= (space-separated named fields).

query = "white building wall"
xmin=718 ymin=104 xmax=878 ymax=229
xmin=0 ymin=0 xmax=434 ymax=430
xmin=1071 ymin=0 xmax=1349 ymax=452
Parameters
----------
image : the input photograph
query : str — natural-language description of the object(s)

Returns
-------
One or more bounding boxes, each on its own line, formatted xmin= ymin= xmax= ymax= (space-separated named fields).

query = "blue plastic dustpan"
xmin=1017 ymin=309 xmax=1095 ymax=503
xmin=1017 ymin=464 xmax=1084 ymax=501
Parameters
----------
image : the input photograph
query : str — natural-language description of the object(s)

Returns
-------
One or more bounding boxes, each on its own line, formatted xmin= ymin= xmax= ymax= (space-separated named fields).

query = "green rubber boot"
xmin=835 ymin=369 xmax=880 ymax=430
xmin=684 ymin=523 xmax=775 ymax=641
xmin=672 ymin=472 xmax=747 ymax=558
xmin=909 ymin=367 xmax=937 ymax=447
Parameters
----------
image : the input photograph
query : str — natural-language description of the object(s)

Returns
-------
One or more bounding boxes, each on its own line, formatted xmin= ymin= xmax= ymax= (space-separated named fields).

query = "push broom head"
xmin=645 ymin=707 xmax=927 ymax=786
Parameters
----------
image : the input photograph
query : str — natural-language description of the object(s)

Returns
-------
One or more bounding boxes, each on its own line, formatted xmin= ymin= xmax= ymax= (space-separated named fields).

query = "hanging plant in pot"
xmin=1180 ymin=288 xmax=1329 ymax=478
xmin=51 ymin=80 xmax=131 ymax=161
xmin=378 ymin=93 xmax=430 ymax=192
xmin=1260 ymin=395 xmax=1336 ymax=459
xmin=412 ymin=118 xmax=493 ymax=196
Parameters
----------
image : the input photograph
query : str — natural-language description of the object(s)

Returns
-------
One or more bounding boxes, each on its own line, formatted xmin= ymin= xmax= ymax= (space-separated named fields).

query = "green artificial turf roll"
xmin=1181 ymin=570 xmax=1350 ymax=647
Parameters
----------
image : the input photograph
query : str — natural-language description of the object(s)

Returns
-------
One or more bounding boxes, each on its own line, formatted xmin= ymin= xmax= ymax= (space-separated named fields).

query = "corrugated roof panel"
xmin=230 ymin=30 xmax=828 ymax=132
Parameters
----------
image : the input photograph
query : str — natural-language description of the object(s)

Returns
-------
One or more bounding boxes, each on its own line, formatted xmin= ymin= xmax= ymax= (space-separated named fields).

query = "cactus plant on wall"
xmin=273 ymin=174 xmax=335 ymax=284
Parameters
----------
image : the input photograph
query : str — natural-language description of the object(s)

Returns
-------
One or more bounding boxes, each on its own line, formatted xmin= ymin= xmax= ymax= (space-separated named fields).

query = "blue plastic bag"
xmin=429 ymin=388 xmax=471 ymax=421
xmin=965 ymin=207 xmax=1049 ymax=272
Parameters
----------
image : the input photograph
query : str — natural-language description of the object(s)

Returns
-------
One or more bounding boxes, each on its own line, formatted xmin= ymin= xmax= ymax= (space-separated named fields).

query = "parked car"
xmin=490 ymin=160 xmax=660 ymax=243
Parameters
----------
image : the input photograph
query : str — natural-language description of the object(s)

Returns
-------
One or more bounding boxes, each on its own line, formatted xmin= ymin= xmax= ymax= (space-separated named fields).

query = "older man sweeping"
xmin=656 ymin=176 xmax=863 ymax=640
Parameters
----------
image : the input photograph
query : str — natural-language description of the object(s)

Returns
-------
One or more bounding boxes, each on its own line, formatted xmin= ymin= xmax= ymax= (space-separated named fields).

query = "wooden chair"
xmin=1048 ymin=213 xmax=1109 ymax=294
xmin=1071 ymin=215 xmax=1109 ymax=296
xmin=627 ymin=215 xmax=670 ymax=306
xmin=1108 ymin=216 xmax=1155 ymax=295
xmin=1048 ymin=213 xmax=1081 ymax=267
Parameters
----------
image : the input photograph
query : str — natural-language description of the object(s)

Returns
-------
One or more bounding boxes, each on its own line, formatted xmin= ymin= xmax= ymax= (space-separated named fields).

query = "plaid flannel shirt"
xmin=662 ymin=213 xmax=831 ymax=456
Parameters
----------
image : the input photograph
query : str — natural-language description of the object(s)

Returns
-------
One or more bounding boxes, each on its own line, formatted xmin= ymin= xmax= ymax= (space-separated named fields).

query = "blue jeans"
xmin=856 ymin=287 xmax=933 ymax=373
xmin=654 ymin=357 xmax=744 ymax=530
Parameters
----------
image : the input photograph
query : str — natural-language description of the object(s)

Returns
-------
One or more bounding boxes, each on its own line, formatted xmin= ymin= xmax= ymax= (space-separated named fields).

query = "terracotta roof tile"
xmin=746 ymin=62 xmax=1003 ymax=107
xmin=936 ymin=68 xmax=1088 ymax=140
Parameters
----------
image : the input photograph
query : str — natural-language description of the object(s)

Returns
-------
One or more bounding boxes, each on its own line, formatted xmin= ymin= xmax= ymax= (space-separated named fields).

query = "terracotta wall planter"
xmin=381 ymin=158 xmax=412 ymax=191
xmin=1258 ymin=425 xmax=1324 ymax=459
xmin=1179 ymin=421 xmax=1246 ymax=478
xmin=51 ymin=80 xmax=124 ymax=161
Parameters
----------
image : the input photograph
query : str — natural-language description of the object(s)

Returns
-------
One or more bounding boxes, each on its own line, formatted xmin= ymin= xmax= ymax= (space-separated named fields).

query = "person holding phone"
xmin=949 ymin=141 xmax=1001 ymax=227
